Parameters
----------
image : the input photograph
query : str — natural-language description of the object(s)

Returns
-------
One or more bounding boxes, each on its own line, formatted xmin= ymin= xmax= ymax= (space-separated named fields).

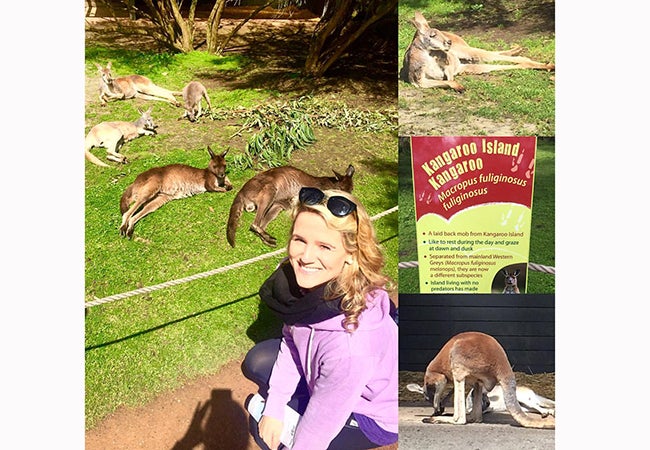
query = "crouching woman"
xmin=242 ymin=187 xmax=398 ymax=450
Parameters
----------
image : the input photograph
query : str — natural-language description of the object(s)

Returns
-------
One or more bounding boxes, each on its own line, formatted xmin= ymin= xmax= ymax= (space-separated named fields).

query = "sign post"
xmin=410 ymin=136 xmax=537 ymax=293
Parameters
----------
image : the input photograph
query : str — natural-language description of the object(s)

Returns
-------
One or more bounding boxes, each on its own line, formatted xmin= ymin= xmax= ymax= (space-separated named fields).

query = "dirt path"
xmin=85 ymin=358 xmax=260 ymax=449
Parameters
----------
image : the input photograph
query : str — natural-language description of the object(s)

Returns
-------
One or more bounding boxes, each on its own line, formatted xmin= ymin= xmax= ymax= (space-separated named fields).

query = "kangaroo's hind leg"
xmin=122 ymin=194 xmax=173 ymax=238
xmin=250 ymin=202 xmax=286 ymax=248
xmin=137 ymin=85 xmax=181 ymax=106
xmin=106 ymin=135 xmax=128 ymax=164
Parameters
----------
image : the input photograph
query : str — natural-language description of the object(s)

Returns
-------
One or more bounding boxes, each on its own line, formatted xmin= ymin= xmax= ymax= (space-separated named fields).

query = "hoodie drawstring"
xmin=306 ymin=327 xmax=315 ymax=380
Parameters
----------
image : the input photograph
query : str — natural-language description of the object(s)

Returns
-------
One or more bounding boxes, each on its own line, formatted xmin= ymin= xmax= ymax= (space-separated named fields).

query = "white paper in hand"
xmin=247 ymin=393 xmax=301 ymax=448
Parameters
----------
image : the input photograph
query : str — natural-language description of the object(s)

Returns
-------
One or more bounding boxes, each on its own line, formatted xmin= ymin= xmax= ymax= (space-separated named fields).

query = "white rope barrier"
xmin=85 ymin=206 xmax=399 ymax=309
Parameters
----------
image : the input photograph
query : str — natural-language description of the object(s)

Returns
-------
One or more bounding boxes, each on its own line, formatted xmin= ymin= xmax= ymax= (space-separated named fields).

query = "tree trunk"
xmin=206 ymin=0 xmax=227 ymax=54
xmin=135 ymin=0 xmax=198 ymax=53
xmin=303 ymin=0 xmax=397 ymax=77
xmin=215 ymin=0 xmax=275 ymax=55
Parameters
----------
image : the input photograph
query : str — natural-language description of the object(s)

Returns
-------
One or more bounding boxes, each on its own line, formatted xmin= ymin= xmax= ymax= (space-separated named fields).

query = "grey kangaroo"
xmin=226 ymin=164 xmax=355 ymax=247
xmin=85 ymin=107 xmax=157 ymax=167
xmin=400 ymin=11 xmax=554 ymax=92
xmin=502 ymin=269 xmax=521 ymax=294
xmin=178 ymin=81 xmax=213 ymax=122
xmin=119 ymin=146 xmax=233 ymax=238
xmin=96 ymin=61 xmax=181 ymax=107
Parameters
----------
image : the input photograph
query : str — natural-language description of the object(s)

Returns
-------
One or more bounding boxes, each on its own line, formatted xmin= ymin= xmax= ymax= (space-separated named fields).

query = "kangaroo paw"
xmin=261 ymin=235 xmax=277 ymax=247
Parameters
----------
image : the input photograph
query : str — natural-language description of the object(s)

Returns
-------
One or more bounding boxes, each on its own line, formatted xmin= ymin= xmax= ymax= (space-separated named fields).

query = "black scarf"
xmin=259 ymin=261 xmax=343 ymax=325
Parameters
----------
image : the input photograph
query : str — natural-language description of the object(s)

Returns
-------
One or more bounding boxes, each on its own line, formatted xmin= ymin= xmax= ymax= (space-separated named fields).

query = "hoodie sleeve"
xmin=262 ymin=325 xmax=303 ymax=421
xmin=291 ymin=351 xmax=376 ymax=450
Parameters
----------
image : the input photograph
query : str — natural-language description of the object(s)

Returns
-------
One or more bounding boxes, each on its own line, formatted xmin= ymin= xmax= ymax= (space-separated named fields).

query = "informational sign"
xmin=410 ymin=136 xmax=537 ymax=293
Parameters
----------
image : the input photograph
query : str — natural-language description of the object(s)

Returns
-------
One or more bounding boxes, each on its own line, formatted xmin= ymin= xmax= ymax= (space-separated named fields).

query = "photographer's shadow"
xmin=172 ymin=388 xmax=251 ymax=450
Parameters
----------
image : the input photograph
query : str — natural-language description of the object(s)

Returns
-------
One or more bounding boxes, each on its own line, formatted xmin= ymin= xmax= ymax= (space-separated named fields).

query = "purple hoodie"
xmin=262 ymin=288 xmax=398 ymax=450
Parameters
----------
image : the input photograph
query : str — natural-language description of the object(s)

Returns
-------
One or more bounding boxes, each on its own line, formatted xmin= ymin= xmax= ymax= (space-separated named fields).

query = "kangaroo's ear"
xmin=95 ymin=63 xmax=103 ymax=71
xmin=502 ymin=269 xmax=508 ymax=276
xmin=332 ymin=170 xmax=342 ymax=180
xmin=221 ymin=147 xmax=230 ymax=157
xmin=346 ymin=165 xmax=355 ymax=177
xmin=412 ymin=11 xmax=429 ymax=31
xmin=207 ymin=145 xmax=215 ymax=158
xmin=107 ymin=61 xmax=112 ymax=69
xmin=513 ymin=269 xmax=520 ymax=276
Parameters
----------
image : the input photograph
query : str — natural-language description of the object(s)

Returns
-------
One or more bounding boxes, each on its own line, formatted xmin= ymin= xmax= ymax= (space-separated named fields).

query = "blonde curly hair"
xmin=289 ymin=189 xmax=394 ymax=332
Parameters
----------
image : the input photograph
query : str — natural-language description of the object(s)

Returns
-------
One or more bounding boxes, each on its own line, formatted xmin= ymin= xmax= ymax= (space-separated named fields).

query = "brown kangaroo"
xmin=119 ymin=146 xmax=233 ymax=238
xmin=85 ymin=107 xmax=157 ymax=167
xmin=178 ymin=81 xmax=212 ymax=122
xmin=422 ymin=331 xmax=554 ymax=429
xmin=96 ymin=61 xmax=181 ymax=107
xmin=226 ymin=164 xmax=355 ymax=248
xmin=400 ymin=11 xmax=555 ymax=92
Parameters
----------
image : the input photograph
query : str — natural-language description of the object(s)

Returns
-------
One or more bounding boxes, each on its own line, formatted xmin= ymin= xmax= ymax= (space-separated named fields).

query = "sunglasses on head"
xmin=298 ymin=187 xmax=357 ymax=218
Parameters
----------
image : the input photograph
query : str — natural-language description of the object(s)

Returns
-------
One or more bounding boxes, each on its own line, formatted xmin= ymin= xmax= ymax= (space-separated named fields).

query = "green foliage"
xmin=230 ymin=99 xmax=317 ymax=170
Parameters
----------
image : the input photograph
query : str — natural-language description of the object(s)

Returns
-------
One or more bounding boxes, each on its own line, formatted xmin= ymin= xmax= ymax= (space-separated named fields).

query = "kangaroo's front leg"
xmin=452 ymin=378 xmax=467 ymax=424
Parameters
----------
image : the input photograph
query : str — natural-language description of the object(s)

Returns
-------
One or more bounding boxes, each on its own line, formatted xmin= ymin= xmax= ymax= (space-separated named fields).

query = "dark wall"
xmin=399 ymin=294 xmax=555 ymax=374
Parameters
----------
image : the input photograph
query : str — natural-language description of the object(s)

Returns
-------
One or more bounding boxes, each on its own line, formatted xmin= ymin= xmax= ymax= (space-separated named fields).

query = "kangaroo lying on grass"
xmin=178 ymin=81 xmax=213 ymax=122
xmin=85 ymin=107 xmax=157 ymax=167
xmin=421 ymin=331 xmax=555 ymax=428
xmin=96 ymin=61 xmax=181 ymax=106
xmin=400 ymin=11 xmax=555 ymax=92
xmin=119 ymin=146 xmax=233 ymax=238
xmin=226 ymin=164 xmax=355 ymax=247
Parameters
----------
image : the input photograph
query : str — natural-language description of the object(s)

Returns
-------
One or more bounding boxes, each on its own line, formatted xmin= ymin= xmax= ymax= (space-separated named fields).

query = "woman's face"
xmin=288 ymin=211 xmax=352 ymax=290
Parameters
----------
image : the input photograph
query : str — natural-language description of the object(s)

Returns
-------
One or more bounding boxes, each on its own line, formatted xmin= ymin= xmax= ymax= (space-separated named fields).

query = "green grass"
xmin=398 ymin=137 xmax=555 ymax=294
xmin=85 ymin=46 xmax=398 ymax=429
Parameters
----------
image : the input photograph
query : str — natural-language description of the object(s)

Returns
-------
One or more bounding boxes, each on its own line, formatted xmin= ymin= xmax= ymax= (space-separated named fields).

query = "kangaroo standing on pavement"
xmin=226 ymin=164 xmax=355 ymax=247
xmin=119 ymin=146 xmax=233 ymax=238
xmin=85 ymin=107 xmax=157 ymax=167
xmin=96 ymin=61 xmax=181 ymax=106
xmin=422 ymin=331 xmax=555 ymax=429
xmin=178 ymin=81 xmax=213 ymax=122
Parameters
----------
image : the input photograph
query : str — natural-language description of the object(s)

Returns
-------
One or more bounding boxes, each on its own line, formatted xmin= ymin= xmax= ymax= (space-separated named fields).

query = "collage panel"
xmin=397 ymin=0 xmax=556 ymax=448
xmin=84 ymin=2 xmax=399 ymax=450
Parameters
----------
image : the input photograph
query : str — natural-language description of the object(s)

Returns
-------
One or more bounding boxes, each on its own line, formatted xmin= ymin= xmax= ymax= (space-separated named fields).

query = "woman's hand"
xmin=259 ymin=415 xmax=284 ymax=450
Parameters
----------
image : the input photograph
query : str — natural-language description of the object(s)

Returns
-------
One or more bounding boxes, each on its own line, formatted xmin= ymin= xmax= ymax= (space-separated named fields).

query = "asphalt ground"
xmin=399 ymin=405 xmax=555 ymax=450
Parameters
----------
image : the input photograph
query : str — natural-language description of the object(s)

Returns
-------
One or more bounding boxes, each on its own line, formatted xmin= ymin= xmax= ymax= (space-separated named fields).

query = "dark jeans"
xmin=241 ymin=338 xmax=378 ymax=450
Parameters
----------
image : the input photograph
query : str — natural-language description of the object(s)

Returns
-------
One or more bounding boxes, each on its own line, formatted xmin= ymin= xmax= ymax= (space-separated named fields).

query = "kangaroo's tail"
xmin=120 ymin=184 xmax=134 ymax=215
xmin=501 ymin=378 xmax=555 ymax=429
xmin=226 ymin=192 xmax=244 ymax=247
xmin=85 ymin=147 xmax=110 ymax=167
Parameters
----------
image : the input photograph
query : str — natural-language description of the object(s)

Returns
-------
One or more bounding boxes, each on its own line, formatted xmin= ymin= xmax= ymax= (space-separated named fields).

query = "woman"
xmin=242 ymin=187 xmax=398 ymax=450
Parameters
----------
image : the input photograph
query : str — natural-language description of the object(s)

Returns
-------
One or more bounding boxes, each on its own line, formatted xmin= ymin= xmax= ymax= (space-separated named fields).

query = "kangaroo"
xmin=400 ymin=11 xmax=555 ymax=92
xmin=178 ymin=81 xmax=213 ymax=122
xmin=119 ymin=146 xmax=233 ymax=238
xmin=85 ymin=107 xmax=157 ymax=167
xmin=502 ymin=269 xmax=521 ymax=294
xmin=226 ymin=164 xmax=355 ymax=248
xmin=96 ymin=61 xmax=181 ymax=107
xmin=421 ymin=331 xmax=554 ymax=429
